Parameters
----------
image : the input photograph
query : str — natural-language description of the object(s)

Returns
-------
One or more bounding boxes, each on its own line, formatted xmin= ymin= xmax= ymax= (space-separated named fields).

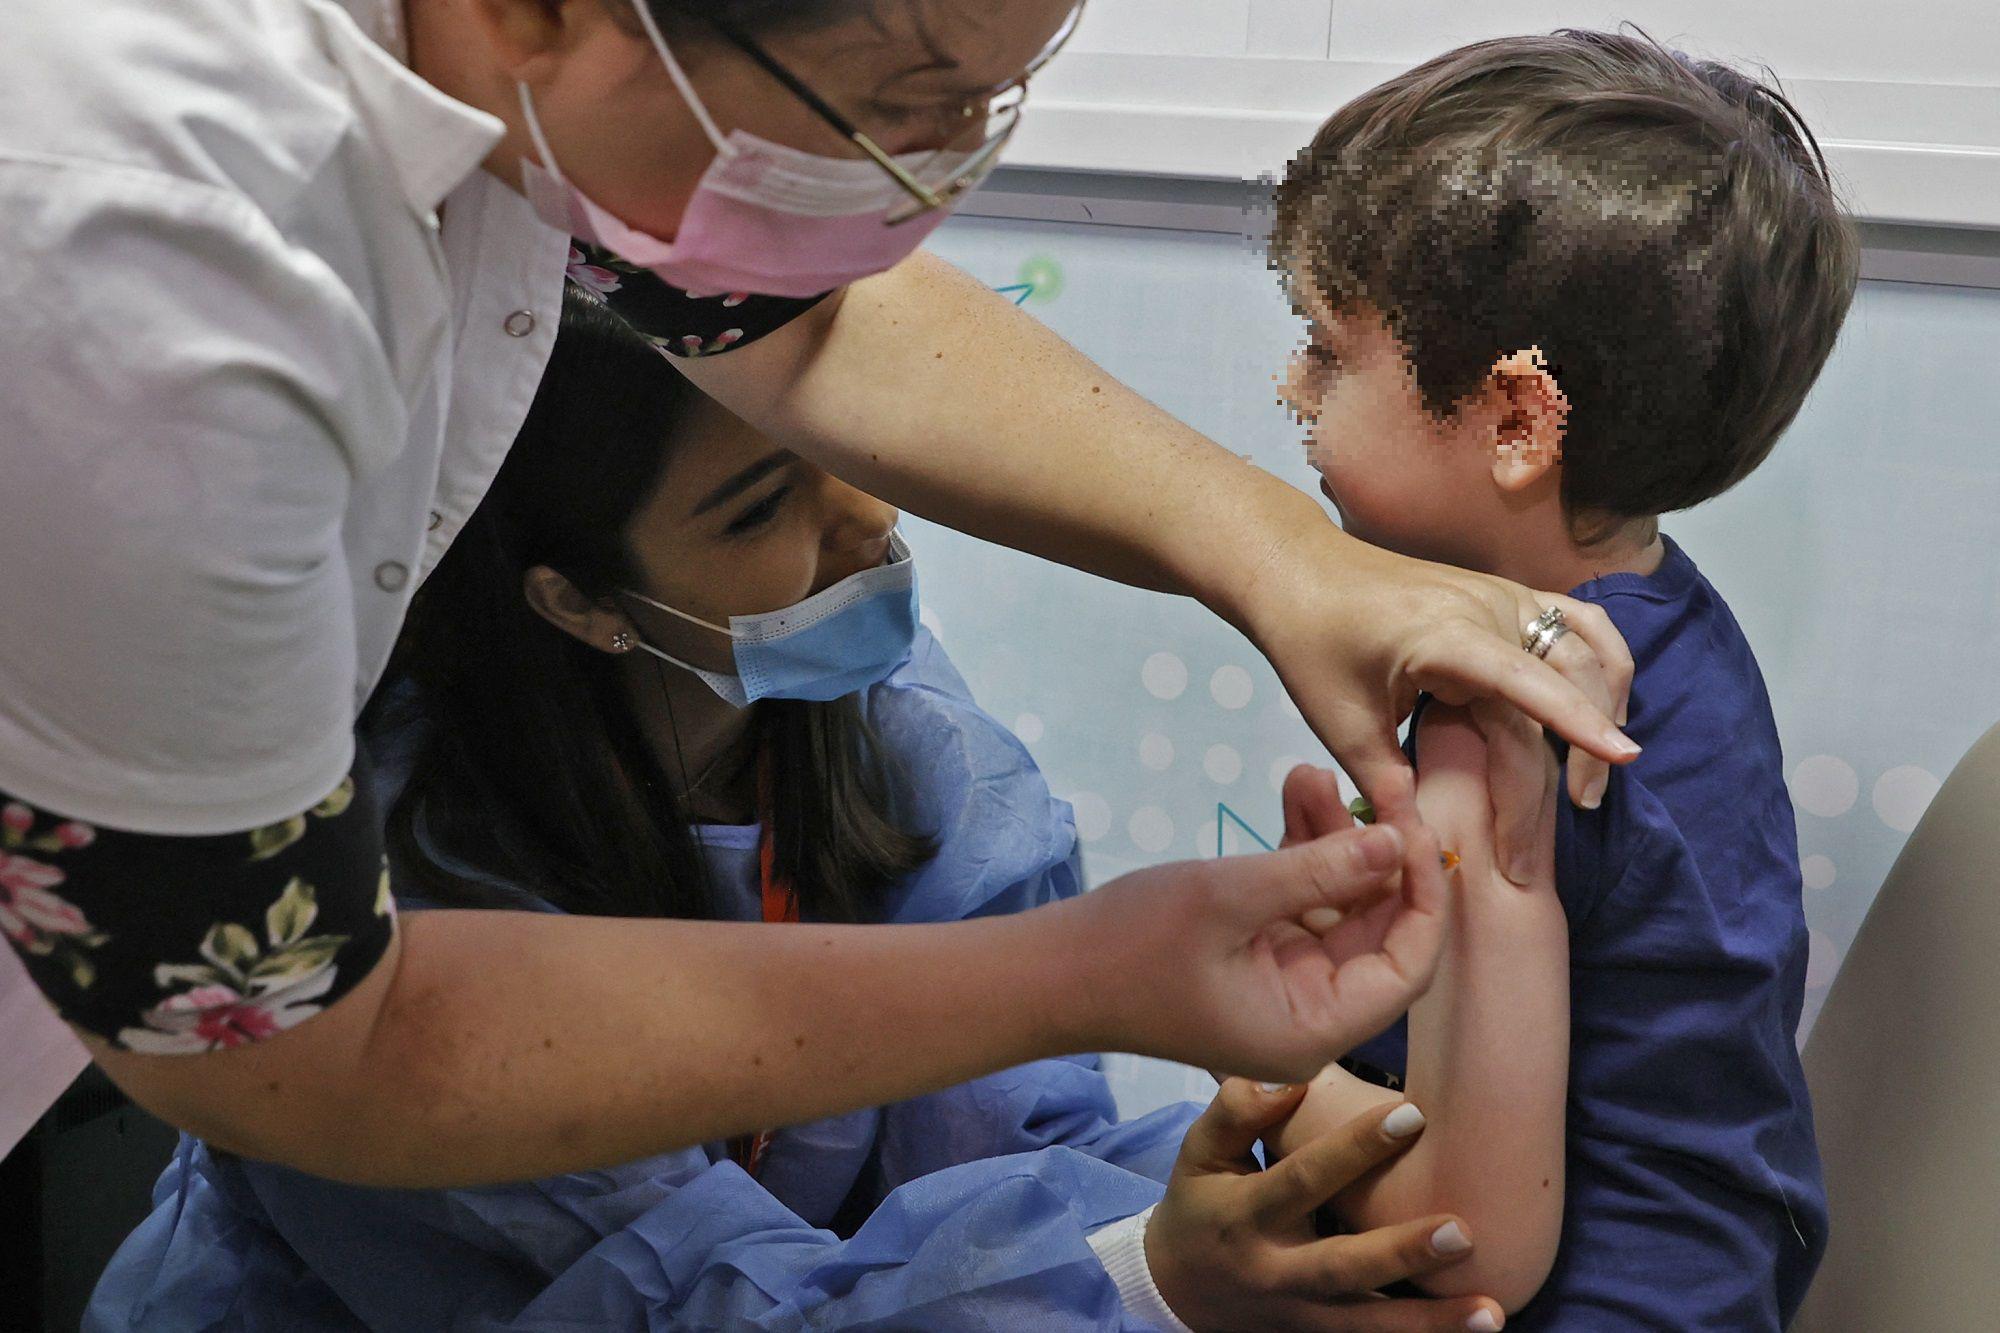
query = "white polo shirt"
xmin=0 ymin=0 xmax=569 ymax=835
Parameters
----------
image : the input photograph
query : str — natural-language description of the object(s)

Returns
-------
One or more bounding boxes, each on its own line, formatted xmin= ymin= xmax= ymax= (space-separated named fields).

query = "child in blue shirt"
xmin=1263 ymin=29 xmax=1858 ymax=1328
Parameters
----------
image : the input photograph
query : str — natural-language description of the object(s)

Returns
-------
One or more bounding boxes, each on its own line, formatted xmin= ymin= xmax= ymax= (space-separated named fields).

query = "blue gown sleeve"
xmin=504 ymin=1149 xmax=1174 ymax=1330
xmin=873 ymin=1058 xmax=1200 ymax=1198
xmin=856 ymin=627 xmax=1206 ymax=1194
xmin=177 ymin=1141 xmax=1176 ymax=1331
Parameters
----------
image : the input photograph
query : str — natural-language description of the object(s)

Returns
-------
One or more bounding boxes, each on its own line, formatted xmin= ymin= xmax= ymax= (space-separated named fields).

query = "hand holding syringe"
xmin=1275 ymin=768 xmax=1461 ymax=938
xmin=1347 ymin=795 xmax=1463 ymax=871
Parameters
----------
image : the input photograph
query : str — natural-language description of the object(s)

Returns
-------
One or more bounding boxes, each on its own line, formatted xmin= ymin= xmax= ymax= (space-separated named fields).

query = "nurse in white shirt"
xmin=0 ymin=0 xmax=1633 ymax=1230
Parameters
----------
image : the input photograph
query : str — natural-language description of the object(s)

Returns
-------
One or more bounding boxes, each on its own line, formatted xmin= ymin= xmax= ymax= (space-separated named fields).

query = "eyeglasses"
xmin=686 ymin=3 xmax=1086 ymax=225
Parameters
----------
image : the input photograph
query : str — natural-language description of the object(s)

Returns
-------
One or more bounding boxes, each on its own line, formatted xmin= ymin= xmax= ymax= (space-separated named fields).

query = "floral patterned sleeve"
xmin=0 ymin=761 xmax=394 ymax=1053
xmin=565 ymin=241 xmax=833 ymax=357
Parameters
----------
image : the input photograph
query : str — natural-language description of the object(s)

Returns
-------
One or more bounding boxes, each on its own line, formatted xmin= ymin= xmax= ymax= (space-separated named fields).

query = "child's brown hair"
xmin=1273 ymin=29 xmax=1859 ymax=535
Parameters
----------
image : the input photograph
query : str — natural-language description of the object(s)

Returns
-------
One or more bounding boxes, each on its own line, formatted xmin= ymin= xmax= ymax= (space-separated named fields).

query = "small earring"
xmin=610 ymin=631 xmax=634 ymax=653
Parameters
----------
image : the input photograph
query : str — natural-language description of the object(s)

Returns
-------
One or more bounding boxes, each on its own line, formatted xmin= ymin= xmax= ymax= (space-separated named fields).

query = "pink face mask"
xmin=517 ymin=4 xmax=970 ymax=299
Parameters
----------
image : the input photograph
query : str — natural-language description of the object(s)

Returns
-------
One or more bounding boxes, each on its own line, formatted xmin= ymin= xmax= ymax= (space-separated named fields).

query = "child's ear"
xmin=1485 ymin=346 xmax=1570 ymax=494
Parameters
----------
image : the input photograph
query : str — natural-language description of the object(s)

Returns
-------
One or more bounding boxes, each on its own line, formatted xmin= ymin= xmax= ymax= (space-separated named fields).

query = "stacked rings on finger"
xmin=1522 ymin=605 xmax=1572 ymax=660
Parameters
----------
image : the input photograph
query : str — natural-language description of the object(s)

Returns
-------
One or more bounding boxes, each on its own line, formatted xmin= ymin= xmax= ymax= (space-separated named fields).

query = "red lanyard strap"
xmin=735 ymin=742 xmax=794 ymax=1181
xmin=755 ymin=742 xmax=799 ymax=926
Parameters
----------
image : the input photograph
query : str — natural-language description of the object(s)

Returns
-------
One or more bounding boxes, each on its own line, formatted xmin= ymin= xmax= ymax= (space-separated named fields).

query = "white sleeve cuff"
xmin=1086 ymin=1205 xmax=1194 ymax=1332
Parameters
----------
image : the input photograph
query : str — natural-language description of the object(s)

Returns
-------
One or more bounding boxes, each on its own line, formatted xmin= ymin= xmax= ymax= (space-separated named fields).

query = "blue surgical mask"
xmin=623 ymin=533 xmax=918 ymax=708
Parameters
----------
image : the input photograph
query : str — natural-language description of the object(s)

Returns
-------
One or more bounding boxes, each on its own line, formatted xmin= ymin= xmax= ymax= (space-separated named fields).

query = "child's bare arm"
xmin=1268 ymin=711 xmax=1569 ymax=1311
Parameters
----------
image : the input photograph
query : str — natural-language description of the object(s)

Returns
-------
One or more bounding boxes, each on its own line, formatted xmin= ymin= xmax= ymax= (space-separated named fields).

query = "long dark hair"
xmin=382 ymin=289 xmax=934 ymax=924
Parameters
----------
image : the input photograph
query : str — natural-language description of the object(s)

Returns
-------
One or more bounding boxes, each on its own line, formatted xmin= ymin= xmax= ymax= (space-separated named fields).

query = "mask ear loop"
xmin=626 ymin=0 xmax=737 ymax=160
xmin=622 ymin=587 xmax=738 ymax=638
xmin=516 ymin=82 xmax=569 ymax=190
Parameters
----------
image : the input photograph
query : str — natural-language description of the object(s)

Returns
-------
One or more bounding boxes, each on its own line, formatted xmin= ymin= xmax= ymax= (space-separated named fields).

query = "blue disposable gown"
xmin=87 ymin=629 xmax=1202 ymax=1331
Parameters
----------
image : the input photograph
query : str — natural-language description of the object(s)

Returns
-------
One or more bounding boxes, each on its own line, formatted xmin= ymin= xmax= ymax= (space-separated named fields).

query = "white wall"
xmin=1068 ymin=0 xmax=2000 ymax=85
xmin=1068 ymin=0 xmax=1332 ymax=59
xmin=1017 ymin=2 xmax=2000 ymax=227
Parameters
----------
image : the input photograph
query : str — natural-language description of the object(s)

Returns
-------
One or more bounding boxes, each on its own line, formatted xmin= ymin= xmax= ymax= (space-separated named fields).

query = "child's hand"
xmin=1146 ymin=1078 xmax=1506 ymax=1331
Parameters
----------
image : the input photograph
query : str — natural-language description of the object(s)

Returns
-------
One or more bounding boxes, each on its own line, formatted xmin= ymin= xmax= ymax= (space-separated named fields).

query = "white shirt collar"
xmin=311 ymin=0 xmax=506 ymax=216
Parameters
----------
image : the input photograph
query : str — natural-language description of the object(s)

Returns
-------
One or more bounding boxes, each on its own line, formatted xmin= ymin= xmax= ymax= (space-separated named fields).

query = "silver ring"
xmin=1521 ymin=606 xmax=1571 ymax=660
xmin=610 ymin=632 xmax=634 ymax=653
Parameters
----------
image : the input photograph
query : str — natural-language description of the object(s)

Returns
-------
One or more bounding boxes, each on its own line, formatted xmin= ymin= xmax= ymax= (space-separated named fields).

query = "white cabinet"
xmin=1070 ymin=0 xmax=1332 ymax=58
xmin=1022 ymin=0 xmax=2000 ymax=229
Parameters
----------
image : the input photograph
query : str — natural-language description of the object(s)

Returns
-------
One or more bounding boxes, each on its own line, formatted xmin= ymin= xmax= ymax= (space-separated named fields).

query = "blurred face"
xmin=518 ymin=0 xmax=1081 ymax=243
xmin=615 ymin=391 xmax=900 ymax=673
xmin=1279 ymin=302 xmax=1495 ymax=569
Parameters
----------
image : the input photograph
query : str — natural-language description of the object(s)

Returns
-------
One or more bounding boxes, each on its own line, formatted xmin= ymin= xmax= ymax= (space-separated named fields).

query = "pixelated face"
xmin=1279 ymin=302 xmax=1491 ymax=566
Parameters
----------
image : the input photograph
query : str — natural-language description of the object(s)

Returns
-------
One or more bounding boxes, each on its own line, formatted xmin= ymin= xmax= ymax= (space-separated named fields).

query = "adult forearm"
xmin=108 ymin=904 xmax=1090 ymax=1189
xmin=351 ymin=907 xmax=1103 ymax=1186
xmin=98 ymin=825 xmax=1436 ymax=1191
xmin=681 ymin=250 xmax=1342 ymax=618
xmin=683 ymin=254 xmax=1640 ymax=839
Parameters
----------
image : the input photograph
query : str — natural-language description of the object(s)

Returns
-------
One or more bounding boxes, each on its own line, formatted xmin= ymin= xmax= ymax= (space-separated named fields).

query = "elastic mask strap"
xmin=516 ymin=82 xmax=569 ymax=191
xmin=631 ymin=637 xmax=716 ymax=677
xmin=630 ymin=639 xmax=750 ymax=710
xmin=622 ymin=588 xmax=737 ymax=637
xmin=626 ymin=0 xmax=736 ymax=159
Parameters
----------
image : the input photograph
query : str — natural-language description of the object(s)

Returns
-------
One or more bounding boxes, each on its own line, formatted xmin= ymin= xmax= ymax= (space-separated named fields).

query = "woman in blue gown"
xmin=87 ymin=287 xmax=1500 ymax=1332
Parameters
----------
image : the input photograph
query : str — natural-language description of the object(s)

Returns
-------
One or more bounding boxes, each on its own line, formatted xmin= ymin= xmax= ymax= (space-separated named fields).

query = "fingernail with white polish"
xmin=1258 ymin=1082 xmax=1291 ymax=1094
xmin=1381 ymin=1102 xmax=1426 ymax=1138
xmin=1301 ymin=906 xmax=1344 ymax=934
xmin=1466 ymin=1309 xmax=1503 ymax=1332
xmin=1431 ymin=1220 xmax=1473 ymax=1255
xmin=1581 ymin=772 xmax=1607 ymax=810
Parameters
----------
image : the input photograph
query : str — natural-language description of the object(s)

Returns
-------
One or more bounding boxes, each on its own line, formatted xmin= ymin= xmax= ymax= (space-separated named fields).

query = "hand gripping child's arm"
xmin=1266 ymin=708 xmax=1570 ymax=1313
